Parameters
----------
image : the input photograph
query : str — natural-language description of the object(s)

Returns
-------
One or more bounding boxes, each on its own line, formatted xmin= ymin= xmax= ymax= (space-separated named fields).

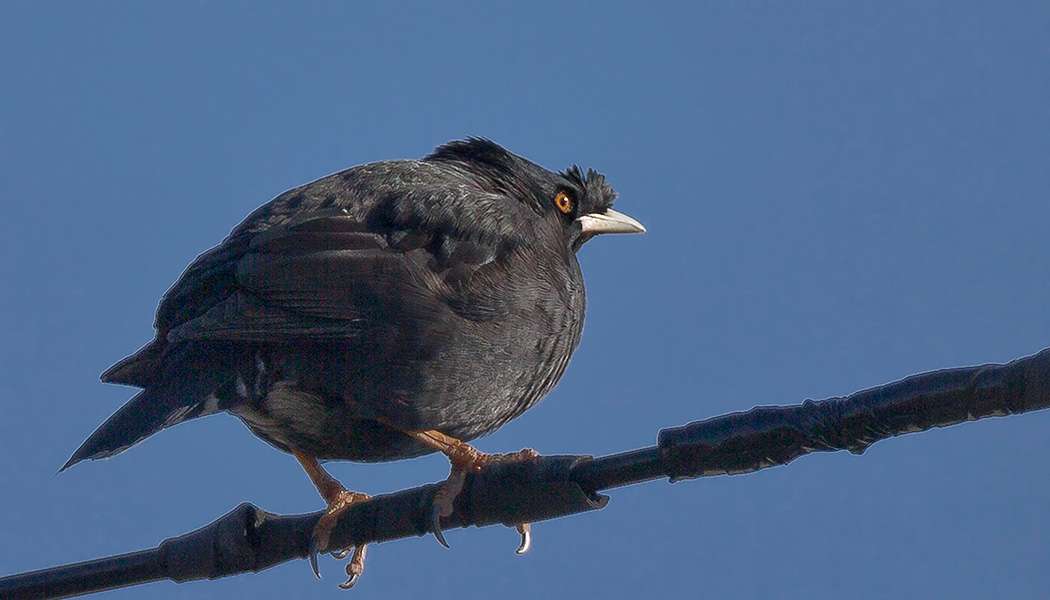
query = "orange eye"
xmin=554 ymin=192 xmax=573 ymax=214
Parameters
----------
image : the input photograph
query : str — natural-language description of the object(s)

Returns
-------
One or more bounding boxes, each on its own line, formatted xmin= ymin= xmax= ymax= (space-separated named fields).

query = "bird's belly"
xmin=231 ymin=315 xmax=581 ymax=462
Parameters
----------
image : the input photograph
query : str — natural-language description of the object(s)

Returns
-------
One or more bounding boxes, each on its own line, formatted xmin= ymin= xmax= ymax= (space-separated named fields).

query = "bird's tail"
xmin=61 ymin=344 xmax=234 ymax=471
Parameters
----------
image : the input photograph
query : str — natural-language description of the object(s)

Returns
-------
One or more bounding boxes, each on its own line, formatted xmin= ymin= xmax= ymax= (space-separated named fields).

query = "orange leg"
xmin=292 ymin=449 xmax=371 ymax=589
xmin=404 ymin=429 xmax=539 ymax=552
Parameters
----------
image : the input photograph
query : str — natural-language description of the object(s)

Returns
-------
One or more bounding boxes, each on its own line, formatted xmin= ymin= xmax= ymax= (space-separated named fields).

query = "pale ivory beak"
xmin=578 ymin=209 xmax=646 ymax=235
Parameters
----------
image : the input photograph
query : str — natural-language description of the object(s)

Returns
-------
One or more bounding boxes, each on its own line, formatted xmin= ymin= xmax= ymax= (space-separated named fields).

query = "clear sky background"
xmin=2 ymin=2 xmax=1048 ymax=599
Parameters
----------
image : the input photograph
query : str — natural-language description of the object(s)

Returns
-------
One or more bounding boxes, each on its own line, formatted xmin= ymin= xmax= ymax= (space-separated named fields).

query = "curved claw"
xmin=515 ymin=523 xmax=531 ymax=555
xmin=339 ymin=573 xmax=360 ymax=590
xmin=430 ymin=502 xmax=450 ymax=548
xmin=331 ymin=548 xmax=350 ymax=560
xmin=308 ymin=534 xmax=323 ymax=579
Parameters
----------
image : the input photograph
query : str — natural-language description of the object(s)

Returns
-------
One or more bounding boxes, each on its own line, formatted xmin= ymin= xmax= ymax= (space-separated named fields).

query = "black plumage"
xmin=63 ymin=139 xmax=644 ymax=584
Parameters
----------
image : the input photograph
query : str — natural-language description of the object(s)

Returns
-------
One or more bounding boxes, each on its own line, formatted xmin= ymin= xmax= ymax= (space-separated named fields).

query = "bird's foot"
xmin=293 ymin=449 xmax=372 ymax=589
xmin=406 ymin=430 xmax=538 ymax=552
xmin=308 ymin=488 xmax=371 ymax=588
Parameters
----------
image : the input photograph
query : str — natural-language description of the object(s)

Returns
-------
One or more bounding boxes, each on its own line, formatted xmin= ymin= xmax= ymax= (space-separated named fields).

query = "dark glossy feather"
xmin=65 ymin=139 xmax=631 ymax=468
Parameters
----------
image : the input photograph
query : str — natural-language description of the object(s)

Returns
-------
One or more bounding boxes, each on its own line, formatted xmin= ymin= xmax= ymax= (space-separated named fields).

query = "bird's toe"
xmin=308 ymin=532 xmax=324 ymax=579
xmin=428 ymin=501 xmax=451 ymax=548
xmin=514 ymin=523 xmax=532 ymax=555
xmin=338 ymin=545 xmax=367 ymax=589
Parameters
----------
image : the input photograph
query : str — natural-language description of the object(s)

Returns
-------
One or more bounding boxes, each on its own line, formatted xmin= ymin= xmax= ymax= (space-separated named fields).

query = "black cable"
xmin=3 ymin=348 xmax=1049 ymax=600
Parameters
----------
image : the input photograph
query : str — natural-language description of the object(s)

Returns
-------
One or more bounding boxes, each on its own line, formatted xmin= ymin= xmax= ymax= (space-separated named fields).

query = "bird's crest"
xmin=562 ymin=165 xmax=618 ymax=212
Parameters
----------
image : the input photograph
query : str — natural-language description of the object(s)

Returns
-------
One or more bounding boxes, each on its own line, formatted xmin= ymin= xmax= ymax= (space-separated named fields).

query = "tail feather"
xmin=101 ymin=340 xmax=165 ymax=386
xmin=63 ymin=345 xmax=235 ymax=471
xmin=61 ymin=389 xmax=198 ymax=470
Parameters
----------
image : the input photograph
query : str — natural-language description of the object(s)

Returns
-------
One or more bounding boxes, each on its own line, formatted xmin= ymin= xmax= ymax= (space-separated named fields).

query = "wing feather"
xmin=154 ymin=177 xmax=540 ymax=346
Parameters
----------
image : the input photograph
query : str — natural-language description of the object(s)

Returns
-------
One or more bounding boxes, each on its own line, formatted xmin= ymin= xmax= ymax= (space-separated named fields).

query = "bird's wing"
xmin=161 ymin=215 xmax=429 ymax=342
xmin=161 ymin=195 xmax=537 ymax=344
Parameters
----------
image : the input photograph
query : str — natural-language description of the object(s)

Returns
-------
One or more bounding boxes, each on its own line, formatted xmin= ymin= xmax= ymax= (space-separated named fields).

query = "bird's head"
xmin=556 ymin=164 xmax=646 ymax=251
xmin=427 ymin=138 xmax=645 ymax=252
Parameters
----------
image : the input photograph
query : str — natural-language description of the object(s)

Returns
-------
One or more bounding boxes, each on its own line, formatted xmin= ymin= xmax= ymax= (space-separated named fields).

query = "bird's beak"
xmin=578 ymin=209 xmax=647 ymax=235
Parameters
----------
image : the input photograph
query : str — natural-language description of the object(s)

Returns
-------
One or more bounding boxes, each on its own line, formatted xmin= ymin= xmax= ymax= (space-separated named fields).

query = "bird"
xmin=62 ymin=138 xmax=645 ymax=587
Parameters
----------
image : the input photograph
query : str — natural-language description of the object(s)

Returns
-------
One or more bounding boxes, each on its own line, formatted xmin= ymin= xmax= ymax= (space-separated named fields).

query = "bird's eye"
xmin=554 ymin=192 xmax=573 ymax=215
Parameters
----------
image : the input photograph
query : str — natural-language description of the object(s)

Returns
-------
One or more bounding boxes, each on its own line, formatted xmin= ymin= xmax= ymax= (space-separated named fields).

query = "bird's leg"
xmin=404 ymin=429 xmax=539 ymax=552
xmin=292 ymin=449 xmax=371 ymax=589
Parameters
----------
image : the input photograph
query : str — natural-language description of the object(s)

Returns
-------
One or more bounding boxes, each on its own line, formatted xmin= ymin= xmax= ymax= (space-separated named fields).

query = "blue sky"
xmin=2 ymin=2 xmax=1048 ymax=599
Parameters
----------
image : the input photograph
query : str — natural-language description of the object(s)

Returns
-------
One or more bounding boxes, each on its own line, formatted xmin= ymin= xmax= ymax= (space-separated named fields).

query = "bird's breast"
xmin=231 ymin=247 xmax=586 ymax=461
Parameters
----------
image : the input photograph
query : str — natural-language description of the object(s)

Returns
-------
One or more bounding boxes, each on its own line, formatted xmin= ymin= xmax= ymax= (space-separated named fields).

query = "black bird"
xmin=63 ymin=138 xmax=645 ymax=587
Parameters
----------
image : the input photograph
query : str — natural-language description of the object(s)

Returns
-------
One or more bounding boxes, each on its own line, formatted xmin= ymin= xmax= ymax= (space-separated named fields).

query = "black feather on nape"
xmin=425 ymin=138 xmax=515 ymax=171
xmin=425 ymin=138 xmax=546 ymax=209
